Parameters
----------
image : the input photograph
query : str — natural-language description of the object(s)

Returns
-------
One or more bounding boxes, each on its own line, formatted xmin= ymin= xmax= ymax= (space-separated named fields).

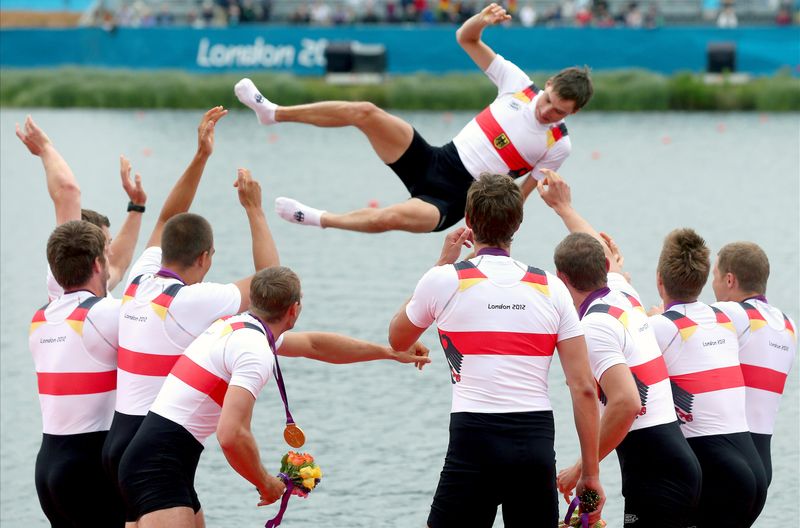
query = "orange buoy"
xmin=591 ymin=151 xmax=601 ymax=160
xmin=368 ymin=199 xmax=380 ymax=208
xmin=142 ymin=148 xmax=152 ymax=157
xmin=267 ymin=134 xmax=279 ymax=143
xmin=661 ymin=136 xmax=672 ymax=145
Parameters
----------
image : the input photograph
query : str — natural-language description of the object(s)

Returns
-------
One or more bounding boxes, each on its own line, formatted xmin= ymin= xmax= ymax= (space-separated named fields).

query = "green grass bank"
xmin=2 ymin=68 xmax=798 ymax=111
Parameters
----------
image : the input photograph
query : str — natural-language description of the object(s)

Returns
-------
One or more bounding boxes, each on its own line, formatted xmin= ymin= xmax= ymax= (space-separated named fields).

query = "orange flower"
xmin=302 ymin=453 xmax=314 ymax=464
xmin=287 ymin=452 xmax=305 ymax=466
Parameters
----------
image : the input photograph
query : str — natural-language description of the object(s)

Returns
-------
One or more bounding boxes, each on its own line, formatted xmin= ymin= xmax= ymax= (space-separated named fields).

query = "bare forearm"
xmin=108 ymin=211 xmax=143 ymax=289
xmin=598 ymin=401 xmax=637 ymax=461
xmin=570 ymin=384 xmax=601 ymax=477
xmin=246 ymin=207 xmax=279 ymax=270
xmin=456 ymin=11 xmax=489 ymax=43
xmin=290 ymin=332 xmax=392 ymax=364
xmin=158 ymin=152 xmax=208 ymax=223
xmin=220 ymin=429 xmax=271 ymax=490
xmin=41 ymin=145 xmax=81 ymax=224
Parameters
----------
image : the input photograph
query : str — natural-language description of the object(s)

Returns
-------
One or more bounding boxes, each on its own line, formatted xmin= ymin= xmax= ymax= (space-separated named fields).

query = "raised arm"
xmin=455 ymin=3 xmax=511 ymax=71
xmin=107 ymin=155 xmax=147 ymax=290
xmin=145 ymin=106 xmax=227 ymax=248
xmin=217 ymin=386 xmax=286 ymax=506
xmin=16 ymin=115 xmax=81 ymax=225
xmin=537 ymin=169 xmax=622 ymax=274
xmin=278 ymin=332 xmax=430 ymax=369
xmin=232 ymin=168 xmax=278 ymax=312
xmin=557 ymin=335 xmax=606 ymax=524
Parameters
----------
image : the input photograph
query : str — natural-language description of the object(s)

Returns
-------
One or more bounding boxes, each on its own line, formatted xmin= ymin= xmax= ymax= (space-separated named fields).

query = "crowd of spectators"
xmin=92 ymin=0 xmax=798 ymax=28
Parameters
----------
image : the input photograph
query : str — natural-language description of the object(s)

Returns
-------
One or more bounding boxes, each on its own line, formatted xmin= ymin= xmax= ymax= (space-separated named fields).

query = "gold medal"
xmin=283 ymin=423 xmax=306 ymax=448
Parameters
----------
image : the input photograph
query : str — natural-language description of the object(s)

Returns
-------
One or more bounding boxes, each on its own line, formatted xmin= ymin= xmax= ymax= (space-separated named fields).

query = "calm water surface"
xmin=1 ymin=109 xmax=798 ymax=527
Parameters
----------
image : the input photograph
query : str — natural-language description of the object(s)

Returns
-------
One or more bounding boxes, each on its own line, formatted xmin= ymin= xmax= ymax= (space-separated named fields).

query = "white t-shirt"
xmin=582 ymin=282 xmax=676 ymax=432
xmin=650 ymin=301 xmax=748 ymax=438
xmin=116 ymin=246 xmax=242 ymax=416
xmin=713 ymin=299 xmax=796 ymax=435
xmin=406 ymin=254 xmax=583 ymax=414
xmin=452 ymin=54 xmax=571 ymax=180
xmin=151 ymin=313 xmax=281 ymax=444
xmin=30 ymin=290 xmax=120 ymax=435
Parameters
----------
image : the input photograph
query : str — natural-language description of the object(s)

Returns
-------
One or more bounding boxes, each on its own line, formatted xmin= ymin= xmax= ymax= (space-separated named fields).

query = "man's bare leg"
xmin=137 ymin=506 xmax=194 ymax=528
xmin=235 ymin=78 xmax=413 ymax=164
xmin=323 ymin=199 xmax=441 ymax=233
xmin=277 ymin=197 xmax=440 ymax=233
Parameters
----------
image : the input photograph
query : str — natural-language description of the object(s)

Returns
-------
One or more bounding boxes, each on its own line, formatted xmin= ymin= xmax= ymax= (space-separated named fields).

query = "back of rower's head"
xmin=548 ymin=66 xmax=594 ymax=110
xmin=465 ymin=173 xmax=523 ymax=248
xmin=715 ymin=241 xmax=770 ymax=296
xmin=161 ymin=213 xmax=214 ymax=282
xmin=657 ymin=227 xmax=710 ymax=301
xmin=249 ymin=266 xmax=302 ymax=326
xmin=554 ymin=232 xmax=608 ymax=293
xmin=47 ymin=220 xmax=108 ymax=290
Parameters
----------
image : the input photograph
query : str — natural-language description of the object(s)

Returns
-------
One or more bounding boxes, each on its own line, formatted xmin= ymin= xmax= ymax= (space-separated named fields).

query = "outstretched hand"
xmin=557 ymin=462 xmax=581 ymax=504
xmin=480 ymin=2 xmax=512 ymax=26
xmin=234 ymin=168 xmax=262 ymax=210
xmin=394 ymin=341 xmax=432 ymax=370
xmin=536 ymin=168 xmax=573 ymax=213
xmin=437 ymin=227 xmax=473 ymax=266
xmin=120 ymin=155 xmax=147 ymax=205
xmin=15 ymin=115 xmax=52 ymax=157
xmin=197 ymin=106 xmax=228 ymax=157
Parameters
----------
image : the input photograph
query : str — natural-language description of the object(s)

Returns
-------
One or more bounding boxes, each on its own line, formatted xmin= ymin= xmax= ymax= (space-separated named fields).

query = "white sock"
xmin=275 ymin=197 xmax=325 ymax=227
xmin=234 ymin=78 xmax=277 ymax=125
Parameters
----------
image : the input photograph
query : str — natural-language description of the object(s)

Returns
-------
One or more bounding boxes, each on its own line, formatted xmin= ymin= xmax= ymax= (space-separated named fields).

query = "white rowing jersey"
xmin=650 ymin=301 xmax=748 ymax=439
xmin=581 ymin=282 xmax=676 ymax=432
xmin=452 ymin=54 xmax=571 ymax=180
xmin=151 ymin=313 xmax=282 ymax=444
xmin=406 ymin=254 xmax=583 ymax=414
xmin=30 ymin=290 xmax=120 ymax=435
xmin=713 ymin=299 xmax=796 ymax=435
xmin=116 ymin=247 xmax=241 ymax=416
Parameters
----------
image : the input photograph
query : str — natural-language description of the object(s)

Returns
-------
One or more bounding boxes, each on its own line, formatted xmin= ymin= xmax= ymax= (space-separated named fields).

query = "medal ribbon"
xmin=564 ymin=496 xmax=589 ymax=528
xmin=475 ymin=247 xmax=510 ymax=257
xmin=264 ymin=473 xmax=294 ymax=528
xmin=250 ymin=313 xmax=296 ymax=428
xmin=155 ymin=267 xmax=186 ymax=284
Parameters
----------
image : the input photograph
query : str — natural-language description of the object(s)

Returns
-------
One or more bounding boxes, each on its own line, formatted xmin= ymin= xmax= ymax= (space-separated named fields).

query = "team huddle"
xmin=21 ymin=3 xmax=795 ymax=528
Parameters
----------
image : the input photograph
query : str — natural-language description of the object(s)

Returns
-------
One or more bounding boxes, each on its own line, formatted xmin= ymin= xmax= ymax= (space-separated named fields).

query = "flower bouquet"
xmin=559 ymin=489 xmax=607 ymax=528
xmin=280 ymin=451 xmax=323 ymax=497
xmin=265 ymin=451 xmax=323 ymax=528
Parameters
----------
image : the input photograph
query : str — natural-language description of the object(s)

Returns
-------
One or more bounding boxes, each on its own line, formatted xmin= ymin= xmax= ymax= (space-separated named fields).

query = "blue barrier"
xmin=0 ymin=0 xmax=92 ymax=11
xmin=0 ymin=26 xmax=798 ymax=75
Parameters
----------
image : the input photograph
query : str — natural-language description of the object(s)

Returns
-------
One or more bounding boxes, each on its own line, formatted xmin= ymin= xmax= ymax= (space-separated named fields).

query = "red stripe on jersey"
xmin=475 ymin=108 xmax=534 ymax=175
xmin=522 ymin=84 xmax=538 ymax=100
xmin=744 ymin=306 xmax=766 ymax=322
xmin=152 ymin=292 xmax=176 ymax=309
xmin=784 ymin=314 xmax=795 ymax=336
xmin=741 ymin=364 xmax=788 ymax=394
xmin=37 ymin=370 xmax=117 ymax=395
xmin=550 ymin=125 xmax=563 ymax=142
xmin=118 ymin=346 xmax=181 ymax=377
xmin=521 ymin=269 xmax=548 ymax=286
xmin=670 ymin=365 xmax=744 ymax=394
xmin=67 ymin=307 xmax=90 ymax=323
xmin=456 ymin=267 xmax=486 ymax=280
xmin=123 ymin=280 xmax=139 ymax=298
xmin=32 ymin=309 xmax=47 ymax=324
xmin=623 ymin=292 xmax=643 ymax=309
xmin=170 ymin=355 xmax=228 ymax=407
xmin=630 ymin=355 xmax=669 ymax=386
xmin=713 ymin=308 xmax=732 ymax=325
xmin=441 ymin=330 xmax=557 ymax=357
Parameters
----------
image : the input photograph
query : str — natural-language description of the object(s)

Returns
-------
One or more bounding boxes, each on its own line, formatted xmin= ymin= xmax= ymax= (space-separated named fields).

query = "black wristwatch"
xmin=127 ymin=201 xmax=146 ymax=213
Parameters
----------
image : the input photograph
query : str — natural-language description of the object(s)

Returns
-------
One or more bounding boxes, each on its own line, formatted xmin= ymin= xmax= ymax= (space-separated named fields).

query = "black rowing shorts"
xmin=750 ymin=432 xmax=772 ymax=486
xmin=118 ymin=412 xmax=204 ymax=522
xmin=388 ymin=129 xmax=475 ymax=232
xmin=615 ymin=421 xmax=702 ymax=527
xmin=101 ymin=411 xmax=146 ymax=504
xmin=427 ymin=411 xmax=557 ymax=528
xmin=687 ymin=431 xmax=768 ymax=528
xmin=36 ymin=431 xmax=125 ymax=527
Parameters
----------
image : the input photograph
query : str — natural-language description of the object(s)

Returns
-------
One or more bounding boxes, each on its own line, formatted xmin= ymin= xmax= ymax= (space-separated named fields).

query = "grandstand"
xmin=0 ymin=0 xmax=793 ymax=27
